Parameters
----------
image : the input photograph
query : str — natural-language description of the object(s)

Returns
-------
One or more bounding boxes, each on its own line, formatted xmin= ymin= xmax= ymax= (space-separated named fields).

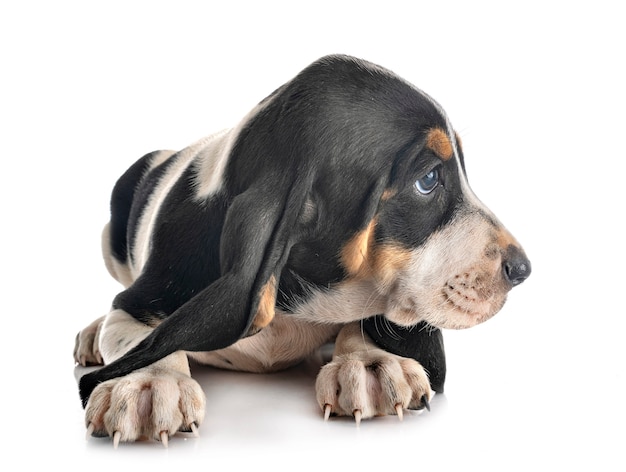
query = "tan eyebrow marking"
xmin=426 ymin=128 xmax=453 ymax=161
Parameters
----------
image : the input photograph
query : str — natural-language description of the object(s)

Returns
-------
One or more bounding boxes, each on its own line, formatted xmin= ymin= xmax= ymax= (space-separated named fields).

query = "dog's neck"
xmin=287 ymin=278 xmax=387 ymax=325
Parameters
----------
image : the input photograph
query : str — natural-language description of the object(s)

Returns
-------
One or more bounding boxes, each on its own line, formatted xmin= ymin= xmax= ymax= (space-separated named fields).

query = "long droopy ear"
xmin=79 ymin=177 xmax=309 ymax=406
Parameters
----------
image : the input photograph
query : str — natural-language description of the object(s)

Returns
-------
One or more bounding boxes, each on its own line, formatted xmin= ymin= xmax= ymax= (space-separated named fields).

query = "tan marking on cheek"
xmin=371 ymin=244 xmax=412 ymax=291
xmin=426 ymin=128 xmax=453 ymax=161
xmin=252 ymin=275 xmax=277 ymax=329
xmin=341 ymin=219 xmax=377 ymax=276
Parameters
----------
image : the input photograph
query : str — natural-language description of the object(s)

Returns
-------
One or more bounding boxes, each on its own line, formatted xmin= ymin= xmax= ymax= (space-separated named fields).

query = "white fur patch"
xmin=193 ymin=100 xmax=271 ymax=200
xmin=191 ymin=128 xmax=232 ymax=199
xmin=190 ymin=312 xmax=340 ymax=372
xmin=98 ymin=309 xmax=153 ymax=364
xmin=288 ymin=279 xmax=387 ymax=325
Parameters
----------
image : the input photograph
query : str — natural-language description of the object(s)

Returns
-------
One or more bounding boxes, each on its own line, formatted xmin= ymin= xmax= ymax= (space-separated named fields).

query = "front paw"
xmin=315 ymin=352 xmax=431 ymax=423
xmin=84 ymin=367 xmax=206 ymax=447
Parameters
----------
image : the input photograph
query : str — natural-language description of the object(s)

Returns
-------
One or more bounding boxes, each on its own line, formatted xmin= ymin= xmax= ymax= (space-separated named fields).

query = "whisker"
xmin=382 ymin=317 xmax=402 ymax=341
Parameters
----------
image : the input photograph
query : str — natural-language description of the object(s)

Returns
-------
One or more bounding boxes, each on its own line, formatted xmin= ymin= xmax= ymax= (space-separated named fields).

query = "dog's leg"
xmin=315 ymin=322 xmax=432 ymax=424
xmin=83 ymin=309 xmax=206 ymax=447
xmin=74 ymin=315 xmax=105 ymax=366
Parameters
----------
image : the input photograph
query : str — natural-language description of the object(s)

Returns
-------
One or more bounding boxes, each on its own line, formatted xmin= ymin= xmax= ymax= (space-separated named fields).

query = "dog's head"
xmin=233 ymin=55 xmax=531 ymax=331
xmin=361 ymin=143 xmax=531 ymax=330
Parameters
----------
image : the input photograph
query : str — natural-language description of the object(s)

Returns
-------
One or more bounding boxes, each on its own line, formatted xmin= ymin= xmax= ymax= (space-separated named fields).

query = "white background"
xmin=1 ymin=1 xmax=624 ymax=470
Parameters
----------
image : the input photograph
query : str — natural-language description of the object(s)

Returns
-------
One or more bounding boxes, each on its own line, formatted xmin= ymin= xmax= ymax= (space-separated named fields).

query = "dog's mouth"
xmin=439 ymin=283 xmax=507 ymax=329
xmin=442 ymin=269 xmax=505 ymax=313
xmin=384 ymin=270 xmax=510 ymax=330
xmin=436 ymin=269 xmax=510 ymax=329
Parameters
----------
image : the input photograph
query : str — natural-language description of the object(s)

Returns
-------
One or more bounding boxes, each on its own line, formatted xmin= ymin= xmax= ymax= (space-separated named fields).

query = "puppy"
xmin=74 ymin=54 xmax=531 ymax=446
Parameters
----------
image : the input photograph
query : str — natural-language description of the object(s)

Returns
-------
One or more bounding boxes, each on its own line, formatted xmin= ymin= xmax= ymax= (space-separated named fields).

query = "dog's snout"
xmin=502 ymin=245 xmax=531 ymax=286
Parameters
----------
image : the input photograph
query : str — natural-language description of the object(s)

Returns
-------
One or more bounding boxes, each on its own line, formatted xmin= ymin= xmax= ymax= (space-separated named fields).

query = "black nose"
xmin=503 ymin=245 xmax=531 ymax=286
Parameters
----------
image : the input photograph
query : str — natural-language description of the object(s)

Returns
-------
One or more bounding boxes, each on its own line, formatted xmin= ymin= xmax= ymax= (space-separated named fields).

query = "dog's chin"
xmin=384 ymin=292 xmax=508 ymax=330
xmin=432 ymin=303 xmax=504 ymax=330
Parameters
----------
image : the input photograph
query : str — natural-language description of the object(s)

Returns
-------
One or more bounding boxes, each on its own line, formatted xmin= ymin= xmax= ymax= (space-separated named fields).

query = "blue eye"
xmin=415 ymin=167 xmax=440 ymax=194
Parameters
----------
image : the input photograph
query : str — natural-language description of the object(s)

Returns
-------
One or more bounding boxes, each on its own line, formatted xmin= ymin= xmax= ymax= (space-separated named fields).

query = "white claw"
xmin=85 ymin=423 xmax=95 ymax=440
xmin=323 ymin=404 xmax=332 ymax=421
xmin=395 ymin=404 xmax=404 ymax=421
xmin=353 ymin=409 xmax=362 ymax=427
xmin=160 ymin=431 xmax=169 ymax=448
xmin=190 ymin=423 xmax=200 ymax=437
xmin=113 ymin=431 xmax=121 ymax=449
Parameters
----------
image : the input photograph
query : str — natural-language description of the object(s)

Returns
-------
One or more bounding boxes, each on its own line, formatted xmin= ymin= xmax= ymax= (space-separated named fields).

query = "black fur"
xmin=363 ymin=318 xmax=446 ymax=393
